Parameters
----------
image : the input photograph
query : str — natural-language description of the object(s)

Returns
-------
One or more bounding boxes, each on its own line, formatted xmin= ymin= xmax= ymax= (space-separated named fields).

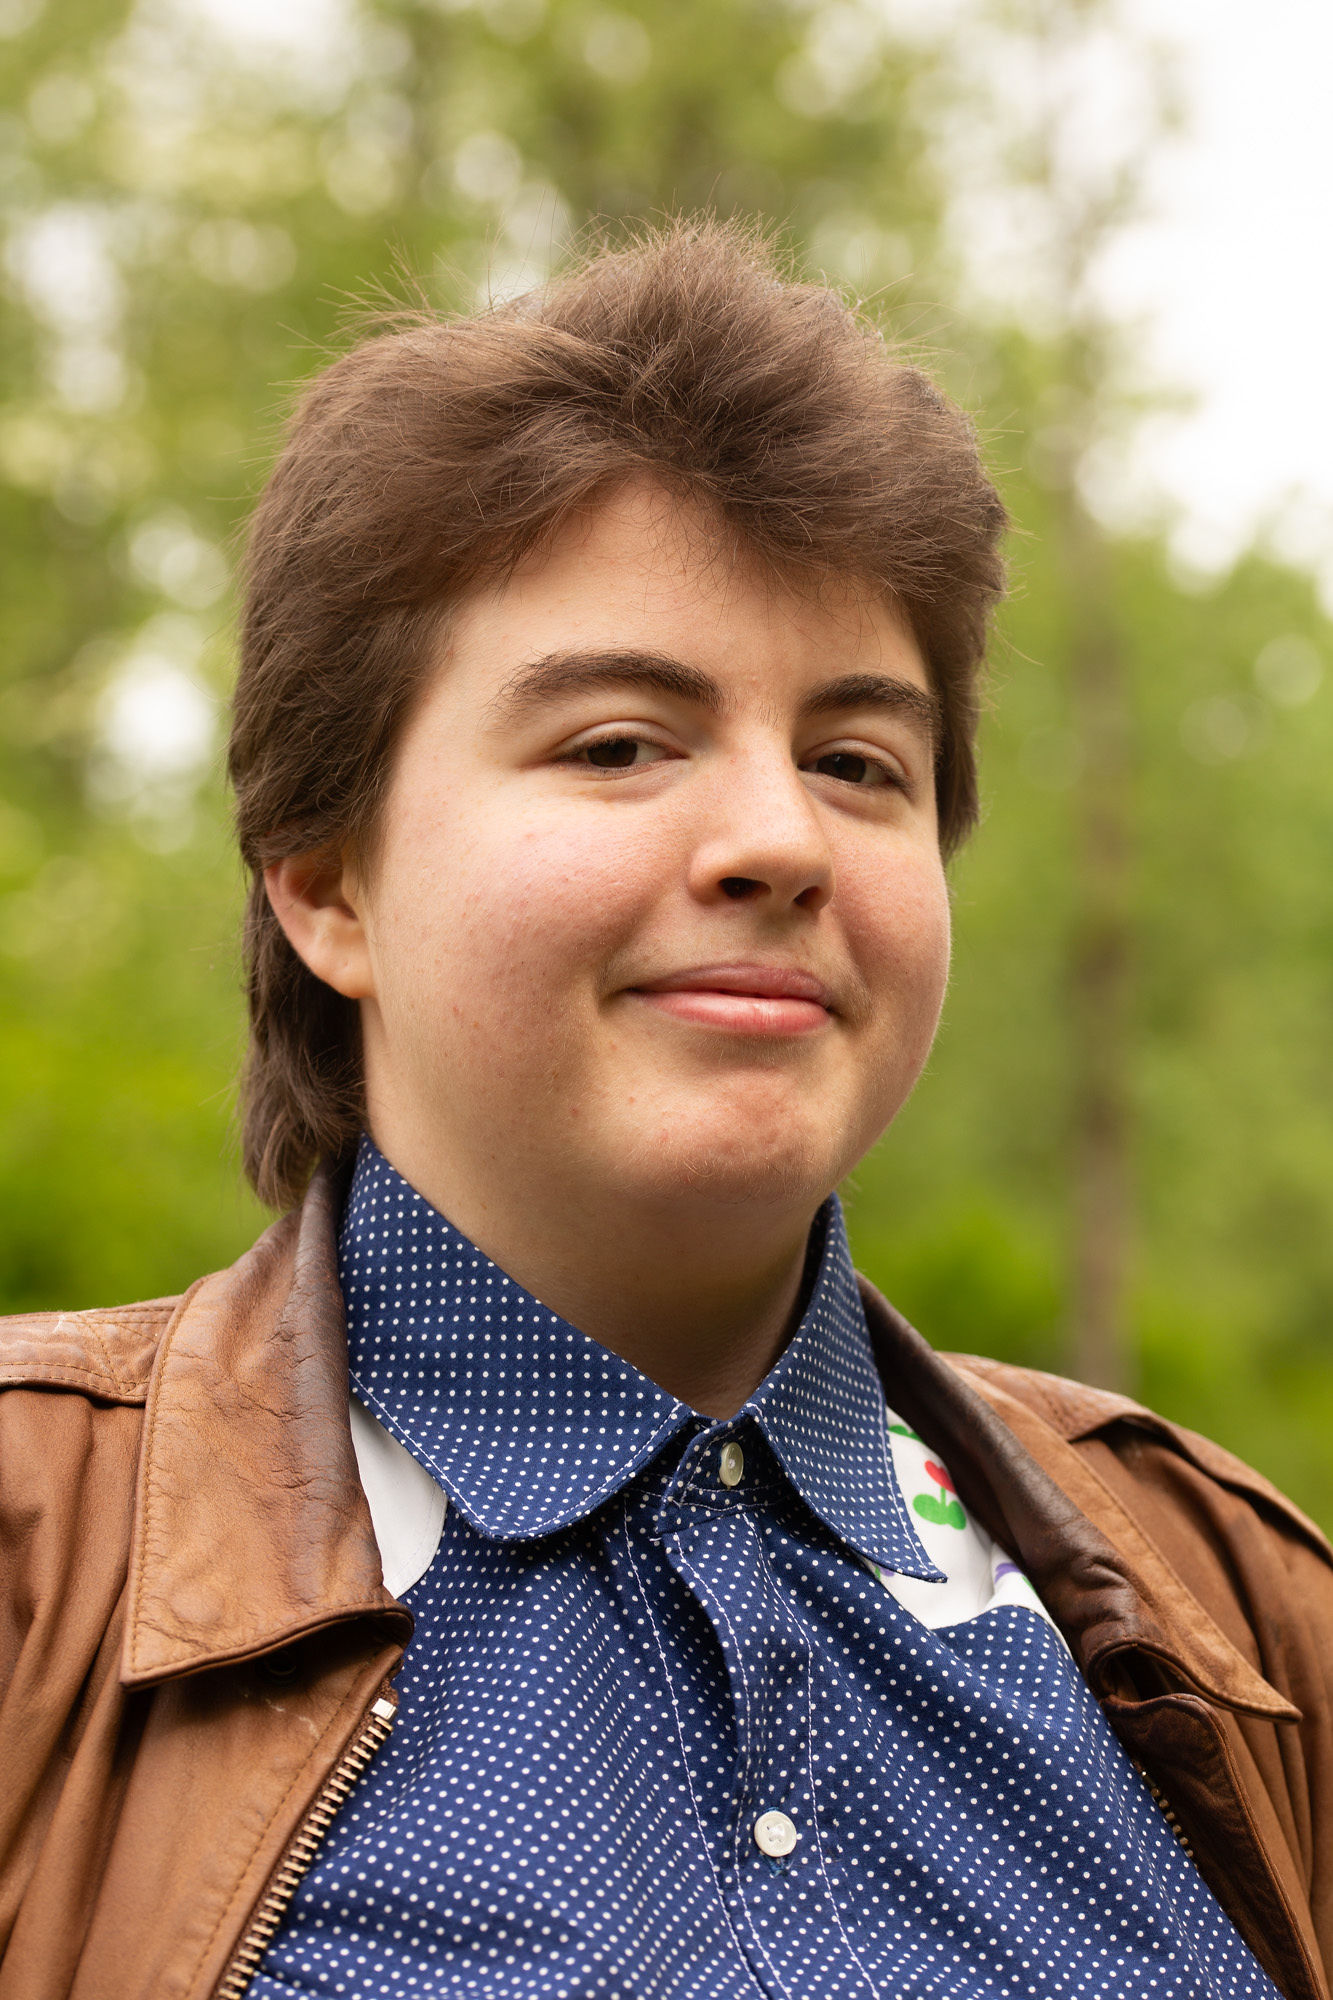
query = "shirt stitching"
xmin=620 ymin=1501 xmax=758 ymax=1987
xmin=758 ymin=1514 xmax=879 ymax=2000
xmin=675 ymin=1533 xmax=798 ymax=2000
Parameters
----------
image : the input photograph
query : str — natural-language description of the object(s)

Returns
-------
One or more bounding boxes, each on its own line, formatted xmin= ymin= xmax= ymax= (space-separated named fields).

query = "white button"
xmin=718 ymin=1440 xmax=744 ymax=1488
xmin=753 ymin=1810 xmax=798 ymax=1858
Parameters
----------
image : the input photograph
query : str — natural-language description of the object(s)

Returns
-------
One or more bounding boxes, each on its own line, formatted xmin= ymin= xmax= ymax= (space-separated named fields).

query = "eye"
xmin=804 ymin=749 xmax=897 ymax=789
xmin=568 ymin=733 xmax=671 ymax=772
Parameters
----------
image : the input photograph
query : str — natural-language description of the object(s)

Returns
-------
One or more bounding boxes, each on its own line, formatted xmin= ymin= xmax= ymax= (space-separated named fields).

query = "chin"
xmin=613 ymin=1099 xmax=858 ymax=1220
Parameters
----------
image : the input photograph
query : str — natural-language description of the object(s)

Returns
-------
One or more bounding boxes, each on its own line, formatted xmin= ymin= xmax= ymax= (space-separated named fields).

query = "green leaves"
xmin=3 ymin=0 xmax=1333 ymax=1529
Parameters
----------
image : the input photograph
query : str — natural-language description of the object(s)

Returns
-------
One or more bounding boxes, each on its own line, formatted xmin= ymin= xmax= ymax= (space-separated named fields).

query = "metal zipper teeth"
xmin=215 ymin=1691 xmax=397 ymax=2000
xmin=1141 ymin=1769 xmax=1195 ymax=1858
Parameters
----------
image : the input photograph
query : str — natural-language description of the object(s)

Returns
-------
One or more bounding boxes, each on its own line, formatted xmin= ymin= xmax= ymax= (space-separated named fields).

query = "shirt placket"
xmin=657 ymin=1421 xmax=874 ymax=2000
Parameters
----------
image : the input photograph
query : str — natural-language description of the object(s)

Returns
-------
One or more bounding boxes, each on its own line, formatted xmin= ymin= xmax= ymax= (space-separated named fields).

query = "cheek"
xmin=834 ymin=853 xmax=950 ymax=1162
xmin=371 ymin=798 xmax=668 ymax=1027
xmin=846 ymin=845 xmax=952 ymax=1036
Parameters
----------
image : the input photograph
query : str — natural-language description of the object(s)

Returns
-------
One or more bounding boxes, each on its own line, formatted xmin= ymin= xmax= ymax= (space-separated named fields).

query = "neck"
xmin=364 ymin=1139 xmax=822 ymax=1419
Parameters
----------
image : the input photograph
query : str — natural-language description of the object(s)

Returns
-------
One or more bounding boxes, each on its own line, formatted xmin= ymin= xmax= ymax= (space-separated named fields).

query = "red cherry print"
xmin=924 ymin=1461 xmax=955 ymax=1493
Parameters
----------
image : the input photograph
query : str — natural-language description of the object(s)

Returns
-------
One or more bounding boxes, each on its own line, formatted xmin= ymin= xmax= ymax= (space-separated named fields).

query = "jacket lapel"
xmin=123 ymin=1164 xmax=408 ymax=1686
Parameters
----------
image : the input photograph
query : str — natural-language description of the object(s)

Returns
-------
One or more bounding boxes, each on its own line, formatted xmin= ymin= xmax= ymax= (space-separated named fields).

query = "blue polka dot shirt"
xmin=250 ymin=1138 xmax=1279 ymax=1999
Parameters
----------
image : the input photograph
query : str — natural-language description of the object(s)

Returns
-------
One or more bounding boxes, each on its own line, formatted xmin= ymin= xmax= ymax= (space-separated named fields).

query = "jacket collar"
xmin=124 ymin=1160 xmax=409 ymax=1687
xmin=125 ymin=1161 xmax=1295 ymax=1723
xmin=340 ymin=1136 xmax=935 ymax=1578
xmin=857 ymin=1279 xmax=1298 ymax=1723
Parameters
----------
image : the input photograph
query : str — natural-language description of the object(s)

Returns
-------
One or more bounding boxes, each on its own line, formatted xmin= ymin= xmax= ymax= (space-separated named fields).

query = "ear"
xmin=264 ymin=849 xmax=376 ymax=1002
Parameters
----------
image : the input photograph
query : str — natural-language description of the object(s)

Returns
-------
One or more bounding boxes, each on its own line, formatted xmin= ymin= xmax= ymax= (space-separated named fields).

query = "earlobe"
xmin=264 ymin=850 xmax=376 ymax=1001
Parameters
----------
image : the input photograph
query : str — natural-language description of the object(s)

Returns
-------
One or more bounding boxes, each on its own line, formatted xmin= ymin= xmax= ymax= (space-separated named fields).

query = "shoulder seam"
xmin=81 ymin=1314 xmax=132 ymax=1397
xmin=0 ymin=1362 xmax=146 ymax=1398
xmin=0 ymin=1297 xmax=180 ymax=1402
xmin=948 ymin=1352 xmax=1333 ymax=1565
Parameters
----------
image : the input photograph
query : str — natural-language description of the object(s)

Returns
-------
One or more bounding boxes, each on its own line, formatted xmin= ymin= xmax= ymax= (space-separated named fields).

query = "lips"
xmin=635 ymin=963 xmax=833 ymax=1005
xmin=627 ymin=963 xmax=835 ymax=1036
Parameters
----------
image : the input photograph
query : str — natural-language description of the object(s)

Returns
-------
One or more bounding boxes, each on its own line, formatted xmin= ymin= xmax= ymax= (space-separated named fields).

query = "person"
xmin=1 ymin=220 xmax=1330 ymax=2000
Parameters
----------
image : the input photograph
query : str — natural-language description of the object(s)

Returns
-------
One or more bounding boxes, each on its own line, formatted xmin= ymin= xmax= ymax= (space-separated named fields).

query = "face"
xmin=289 ymin=479 xmax=952 ymax=1238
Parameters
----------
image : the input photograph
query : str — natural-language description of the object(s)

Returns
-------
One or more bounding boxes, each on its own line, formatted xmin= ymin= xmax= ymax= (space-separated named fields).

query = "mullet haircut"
xmin=230 ymin=218 xmax=1007 ymax=1210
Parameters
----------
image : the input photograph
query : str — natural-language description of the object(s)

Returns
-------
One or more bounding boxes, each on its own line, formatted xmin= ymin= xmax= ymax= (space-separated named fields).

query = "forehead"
xmin=439 ymin=476 xmax=930 ymax=702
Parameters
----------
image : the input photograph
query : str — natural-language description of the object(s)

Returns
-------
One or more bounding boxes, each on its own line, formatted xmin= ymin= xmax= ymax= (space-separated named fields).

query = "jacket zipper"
xmin=215 ymin=1688 xmax=398 ymax=2000
xmin=1139 ymin=1765 xmax=1195 ymax=1858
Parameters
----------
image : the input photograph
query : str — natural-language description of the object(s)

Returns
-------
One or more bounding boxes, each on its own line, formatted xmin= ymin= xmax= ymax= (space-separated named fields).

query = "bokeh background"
xmin=4 ymin=0 xmax=1332 ymax=1518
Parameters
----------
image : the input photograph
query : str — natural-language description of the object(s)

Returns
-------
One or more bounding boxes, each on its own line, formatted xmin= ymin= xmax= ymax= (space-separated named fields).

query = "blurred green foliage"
xmin=3 ymin=0 xmax=1331 ymax=1520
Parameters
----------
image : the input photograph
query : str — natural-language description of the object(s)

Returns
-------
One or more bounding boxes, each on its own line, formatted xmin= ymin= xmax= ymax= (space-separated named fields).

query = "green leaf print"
xmin=913 ymin=1492 xmax=967 ymax=1529
xmin=913 ymin=1458 xmax=967 ymax=1530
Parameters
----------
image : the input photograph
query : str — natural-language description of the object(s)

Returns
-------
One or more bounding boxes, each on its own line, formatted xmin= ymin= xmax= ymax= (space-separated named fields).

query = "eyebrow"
xmin=489 ymin=648 xmax=940 ymax=749
xmin=797 ymin=673 xmax=941 ymax=747
xmin=490 ymin=651 xmax=724 ymax=721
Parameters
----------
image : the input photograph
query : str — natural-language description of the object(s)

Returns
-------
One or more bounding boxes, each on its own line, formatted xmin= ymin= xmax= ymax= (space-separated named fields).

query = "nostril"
xmin=720 ymin=876 xmax=761 ymax=900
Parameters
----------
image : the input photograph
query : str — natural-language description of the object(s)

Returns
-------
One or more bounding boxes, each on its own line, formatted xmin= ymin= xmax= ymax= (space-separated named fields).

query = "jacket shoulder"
xmin=949 ymin=1350 xmax=1333 ymax=1566
xmin=0 ymin=1206 xmax=307 ymax=1409
xmin=0 ymin=1295 xmax=181 ymax=1403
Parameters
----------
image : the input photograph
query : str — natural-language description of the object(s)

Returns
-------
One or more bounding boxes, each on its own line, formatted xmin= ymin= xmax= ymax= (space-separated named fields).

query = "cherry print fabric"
xmin=249 ymin=1138 xmax=1278 ymax=2000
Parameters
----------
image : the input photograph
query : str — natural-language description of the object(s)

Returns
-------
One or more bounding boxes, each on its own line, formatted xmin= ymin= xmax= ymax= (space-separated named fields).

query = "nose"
xmin=686 ymin=744 xmax=834 ymax=915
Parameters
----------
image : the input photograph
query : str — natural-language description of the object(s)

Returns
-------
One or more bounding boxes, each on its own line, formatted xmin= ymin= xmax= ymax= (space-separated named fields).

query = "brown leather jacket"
xmin=3 ymin=1167 xmax=1332 ymax=2000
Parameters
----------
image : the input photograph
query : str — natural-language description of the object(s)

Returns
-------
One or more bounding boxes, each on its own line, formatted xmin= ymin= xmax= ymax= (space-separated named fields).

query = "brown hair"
xmin=230 ymin=218 xmax=1006 ymax=1210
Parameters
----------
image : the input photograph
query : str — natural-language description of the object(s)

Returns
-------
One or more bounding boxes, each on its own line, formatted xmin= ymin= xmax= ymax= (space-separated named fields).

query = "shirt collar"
xmin=340 ymin=1136 xmax=936 ymax=1578
xmin=745 ymin=1196 xmax=938 ymax=1577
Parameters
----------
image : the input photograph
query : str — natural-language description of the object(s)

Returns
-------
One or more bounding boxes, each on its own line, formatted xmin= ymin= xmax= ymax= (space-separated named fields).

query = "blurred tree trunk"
xmin=1009 ymin=0 xmax=1155 ymax=1392
xmin=1037 ymin=380 xmax=1133 ymax=1392
xmin=1058 ymin=470 xmax=1133 ymax=1390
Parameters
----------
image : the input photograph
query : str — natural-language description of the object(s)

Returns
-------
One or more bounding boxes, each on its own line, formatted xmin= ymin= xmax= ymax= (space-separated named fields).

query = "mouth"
xmin=625 ymin=963 xmax=835 ymax=1037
